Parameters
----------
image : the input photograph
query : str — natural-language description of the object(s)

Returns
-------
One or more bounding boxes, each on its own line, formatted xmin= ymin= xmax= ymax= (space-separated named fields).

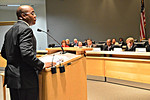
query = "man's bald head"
xmin=107 ymin=39 xmax=111 ymax=46
xmin=16 ymin=5 xmax=32 ymax=20
xmin=16 ymin=5 xmax=36 ymax=26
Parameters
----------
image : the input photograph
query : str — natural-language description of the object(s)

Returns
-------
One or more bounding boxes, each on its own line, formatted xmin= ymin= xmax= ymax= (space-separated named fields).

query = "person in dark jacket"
xmin=118 ymin=38 xmax=124 ymax=45
xmin=73 ymin=38 xmax=78 ymax=46
xmin=146 ymin=38 xmax=150 ymax=52
xmin=103 ymin=39 xmax=113 ymax=51
xmin=86 ymin=38 xmax=94 ymax=48
xmin=66 ymin=39 xmax=71 ymax=47
xmin=1 ymin=5 xmax=54 ymax=100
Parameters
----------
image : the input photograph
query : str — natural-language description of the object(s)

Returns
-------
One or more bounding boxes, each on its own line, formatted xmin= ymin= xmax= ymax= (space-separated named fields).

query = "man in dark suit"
xmin=146 ymin=38 xmax=150 ymax=52
xmin=86 ymin=38 xmax=97 ymax=48
xmin=82 ymin=39 xmax=87 ymax=46
xmin=103 ymin=39 xmax=113 ymax=51
xmin=118 ymin=38 xmax=124 ymax=45
xmin=86 ymin=39 xmax=93 ymax=48
xmin=73 ymin=38 xmax=78 ymax=46
xmin=1 ymin=5 xmax=53 ymax=100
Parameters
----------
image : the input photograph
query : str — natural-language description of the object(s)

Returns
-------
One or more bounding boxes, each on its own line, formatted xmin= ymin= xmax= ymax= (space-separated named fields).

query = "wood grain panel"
xmin=0 ymin=55 xmax=6 ymax=67
xmin=0 ymin=21 xmax=16 ymax=26
xmin=86 ymin=57 xmax=105 ymax=76
xmin=41 ymin=57 xmax=87 ymax=100
xmin=46 ymin=47 xmax=92 ymax=55
xmin=105 ymin=60 xmax=150 ymax=84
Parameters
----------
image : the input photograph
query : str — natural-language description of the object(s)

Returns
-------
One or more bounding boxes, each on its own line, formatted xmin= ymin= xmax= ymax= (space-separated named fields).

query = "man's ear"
xmin=20 ymin=13 xmax=26 ymax=19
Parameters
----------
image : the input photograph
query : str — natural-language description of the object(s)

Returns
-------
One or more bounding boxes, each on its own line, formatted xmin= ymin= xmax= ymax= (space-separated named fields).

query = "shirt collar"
xmin=18 ymin=20 xmax=30 ymax=26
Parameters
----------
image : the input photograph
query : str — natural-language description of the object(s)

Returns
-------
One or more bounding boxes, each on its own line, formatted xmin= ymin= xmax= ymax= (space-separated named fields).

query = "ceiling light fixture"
xmin=7 ymin=5 xmax=20 ymax=7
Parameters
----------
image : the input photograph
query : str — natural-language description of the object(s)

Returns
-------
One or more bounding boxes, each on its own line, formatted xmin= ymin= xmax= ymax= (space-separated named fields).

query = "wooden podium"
xmin=39 ymin=52 xmax=87 ymax=100
xmin=0 ymin=54 xmax=6 ymax=67
xmin=0 ymin=51 xmax=87 ymax=100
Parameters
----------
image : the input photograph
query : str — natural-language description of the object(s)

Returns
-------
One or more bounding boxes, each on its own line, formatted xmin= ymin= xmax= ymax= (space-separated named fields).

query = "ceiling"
xmin=0 ymin=0 xmax=45 ymax=10
xmin=0 ymin=0 xmax=44 ymax=5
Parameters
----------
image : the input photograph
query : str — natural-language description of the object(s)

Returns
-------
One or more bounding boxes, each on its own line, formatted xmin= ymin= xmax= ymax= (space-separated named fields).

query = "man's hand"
xmin=44 ymin=62 xmax=56 ymax=68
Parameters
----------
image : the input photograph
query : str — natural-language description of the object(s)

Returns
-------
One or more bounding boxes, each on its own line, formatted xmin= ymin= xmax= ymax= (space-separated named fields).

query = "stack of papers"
xmin=39 ymin=52 xmax=80 ymax=65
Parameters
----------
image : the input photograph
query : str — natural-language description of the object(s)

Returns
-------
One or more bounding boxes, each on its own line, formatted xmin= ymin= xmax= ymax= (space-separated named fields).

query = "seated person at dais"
xmin=73 ymin=38 xmax=78 ymax=46
xmin=112 ymin=38 xmax=119 ymax=50
xmin=82 ymin=39 xmax=87 ymax=46
xmin=112 ymin=38 xmax=119 ymax=45
xmin=118 ymin=38 xmax=124 ymax=45
xmin=103 ymin=39 xmax=113 ymax=51
xmin=125 ymin=37 xmax=137 ymax=51
xmin=145 ymin=38 xmax=150 ymax=52
xmin=78 ymin=41 xmax=83 ymax=48
xmin=66 ymin=39 xmax=71 ymax=47
xmin=61 ymin=40 xmax=69 ymax=47
xmin=86 ymin=39 xmax=94 ymax=48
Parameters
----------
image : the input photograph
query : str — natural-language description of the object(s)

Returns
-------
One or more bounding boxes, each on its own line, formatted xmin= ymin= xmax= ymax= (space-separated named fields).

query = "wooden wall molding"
xmin=0 ymin=21 xmax=16 ymax=26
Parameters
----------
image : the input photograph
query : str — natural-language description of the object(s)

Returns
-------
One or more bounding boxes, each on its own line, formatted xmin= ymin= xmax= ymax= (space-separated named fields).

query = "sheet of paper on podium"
xmin=39 ymin=52 xmax=80 ymax=65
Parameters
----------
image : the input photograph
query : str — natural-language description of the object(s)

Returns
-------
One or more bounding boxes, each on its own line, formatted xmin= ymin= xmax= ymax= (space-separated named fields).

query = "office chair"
xmin=48 ymin=44 xmax=55 ymax=48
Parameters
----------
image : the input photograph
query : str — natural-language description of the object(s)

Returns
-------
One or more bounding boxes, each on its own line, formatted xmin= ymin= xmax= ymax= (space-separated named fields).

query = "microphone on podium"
xmin=37 ymin=28 xmax=65 ymax=54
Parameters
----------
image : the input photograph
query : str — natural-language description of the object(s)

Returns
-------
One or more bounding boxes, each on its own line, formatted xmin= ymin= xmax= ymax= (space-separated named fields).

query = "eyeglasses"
xmin=24 ymin=12 xmax=36 ymax=16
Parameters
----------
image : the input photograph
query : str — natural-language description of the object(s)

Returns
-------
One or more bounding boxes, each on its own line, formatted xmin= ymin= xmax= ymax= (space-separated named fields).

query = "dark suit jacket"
xmin=73 ymin=42 xmax=78 ymax=46
xmin=103 ymin=45 xmax=113 ymax=51
xmin=125 ymin=44 xmax=137 ymax=51
xmin=118 ymin=41 xmax=124 ymax=45
xmin=86 ymin=44 xmax=94 ymax=48
xmin=66 ymin=43 xmax=71 ymax=47
xmin=1 ymin=21 xmax=44 ymax=89
xmin=146 ymin=45 xmax=150 ymax=52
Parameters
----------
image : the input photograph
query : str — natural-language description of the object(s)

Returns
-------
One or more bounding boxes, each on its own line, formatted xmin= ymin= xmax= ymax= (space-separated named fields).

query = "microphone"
xmin=51 ymin=54 xmax=57 ymax=74
xmin=37 ymin=28 xmax=65 ymax=54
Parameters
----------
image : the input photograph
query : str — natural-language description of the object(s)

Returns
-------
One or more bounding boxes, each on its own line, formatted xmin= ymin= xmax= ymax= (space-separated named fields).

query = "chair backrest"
xmin=134 ymin=42 xmax=145 ymax=47
xmin=48 ymin=44 xmax=55 ymax=48
xmin=92 ymin=41 xmax=95 ymax=44
xmin=113 ymin=45 xmax=121 ymax=48
xmin=96 ymin=44 xmax=104 ymax=50
xmin=98 ymin=41 xmax=106 ymax=44
xmin=82 ymin=42 xmax=85 ymax=46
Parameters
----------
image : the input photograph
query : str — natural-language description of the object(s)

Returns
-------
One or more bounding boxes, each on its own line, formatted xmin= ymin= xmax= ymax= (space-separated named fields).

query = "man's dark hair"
xmin=87 ymin=38 xmax=92 ymax=41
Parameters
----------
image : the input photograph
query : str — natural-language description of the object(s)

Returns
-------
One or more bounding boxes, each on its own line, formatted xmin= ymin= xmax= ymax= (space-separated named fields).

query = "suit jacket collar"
xmin=17 ymin=20 xmax=29 ymax=26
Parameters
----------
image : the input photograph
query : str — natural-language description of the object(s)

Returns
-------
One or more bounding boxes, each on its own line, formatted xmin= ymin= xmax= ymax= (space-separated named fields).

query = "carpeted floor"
xmin=1 ymin=76 xmax=150 ymax=100
xmin=87 ymin=80 xmax=150 ymax=100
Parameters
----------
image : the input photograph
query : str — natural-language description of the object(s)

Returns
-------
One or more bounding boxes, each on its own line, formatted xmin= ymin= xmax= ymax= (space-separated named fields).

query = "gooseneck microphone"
xmin=37 ymin=28 xmax=65 ymax=54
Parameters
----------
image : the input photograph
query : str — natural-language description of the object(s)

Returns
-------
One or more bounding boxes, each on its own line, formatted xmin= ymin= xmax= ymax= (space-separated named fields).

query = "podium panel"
xmin=105 ymin=59 xmax=150 ymax=84
xmin=0 ymin=52 xmax=87 ymax=100
xmin=39 ymin=53 xmax=87 ymax=100
xmin=0 ymin=54 xmax=6 ymax=67
xmin=86 ymin=57 xmax=105 ymax=76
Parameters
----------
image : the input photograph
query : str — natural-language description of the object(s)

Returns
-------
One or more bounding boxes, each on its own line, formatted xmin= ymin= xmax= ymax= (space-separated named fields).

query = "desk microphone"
xmin=51 ymin=54 xmax=57 ymax=74
xmin=37 ymin=28 xmax=65 ymax=54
